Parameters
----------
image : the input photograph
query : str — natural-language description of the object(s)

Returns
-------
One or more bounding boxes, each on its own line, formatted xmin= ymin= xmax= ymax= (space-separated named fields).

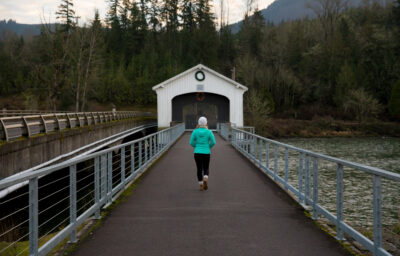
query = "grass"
xmin=393 ymin=224 xmax=400 ymax=235
xmin=0 ymin=233 xmax=56 ymax=256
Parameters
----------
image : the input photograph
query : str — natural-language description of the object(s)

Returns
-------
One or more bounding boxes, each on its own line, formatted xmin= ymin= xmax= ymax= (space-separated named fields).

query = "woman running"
xmin=189 ymin=116 xmax=216 ymax=191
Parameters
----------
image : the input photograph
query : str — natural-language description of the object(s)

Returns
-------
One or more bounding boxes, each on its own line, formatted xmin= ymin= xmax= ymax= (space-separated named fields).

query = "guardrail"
xmin=218 ymin=123 xmax=254 ymax=140
xmin=218 ymin=123 xmax=399 ymax=256
xmin=0 ymin=123 xmax=185 ymax=256
xmin=0 ymin=110 xmax=72 ymax=117
xmin=0 ymin=111 xmax=155 ymax=141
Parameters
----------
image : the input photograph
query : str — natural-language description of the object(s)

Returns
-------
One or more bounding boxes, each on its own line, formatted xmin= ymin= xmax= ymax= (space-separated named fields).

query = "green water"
xmin=262 ymin=137 xmax=400 ymax=229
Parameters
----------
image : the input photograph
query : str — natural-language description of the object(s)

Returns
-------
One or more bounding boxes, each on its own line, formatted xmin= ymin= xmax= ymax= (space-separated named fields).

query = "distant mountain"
xmin=0 ymin=20 xmax=42 ymax=38
xmin=230 ymin=0 xmax=363 ymax=33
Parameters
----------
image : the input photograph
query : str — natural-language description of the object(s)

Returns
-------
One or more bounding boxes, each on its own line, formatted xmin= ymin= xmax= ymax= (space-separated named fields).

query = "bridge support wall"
xmin=0 ymin=119 xmax=153 ymax=179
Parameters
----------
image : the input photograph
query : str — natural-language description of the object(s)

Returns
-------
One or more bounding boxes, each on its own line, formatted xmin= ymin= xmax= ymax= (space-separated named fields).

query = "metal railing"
xmin=0 ymin=123 xmax=185 ymax=256
xmin=0 ymin=111 xmax=155 ymax=141
xmin=218 ymin=123 xmax=399 ymax=256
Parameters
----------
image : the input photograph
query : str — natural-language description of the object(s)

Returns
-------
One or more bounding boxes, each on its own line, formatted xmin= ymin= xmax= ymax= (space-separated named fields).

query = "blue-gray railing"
xmin=218 ymin=123 xmax=399 ymax=256
xmin=0 ymin=123 xmax=185 ymax=256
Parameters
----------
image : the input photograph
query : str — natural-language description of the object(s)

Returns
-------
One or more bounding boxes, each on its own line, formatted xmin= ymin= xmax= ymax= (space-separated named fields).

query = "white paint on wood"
xmin=153 ymin=64 xmax=248 ymax=127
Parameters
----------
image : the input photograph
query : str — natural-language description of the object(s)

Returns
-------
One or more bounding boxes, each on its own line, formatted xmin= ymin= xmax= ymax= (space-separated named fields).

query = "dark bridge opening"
xmin=172 ymin=93 xmax=229 ymax=129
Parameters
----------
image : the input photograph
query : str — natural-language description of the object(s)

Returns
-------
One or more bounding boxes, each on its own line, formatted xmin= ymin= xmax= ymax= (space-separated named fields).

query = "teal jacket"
xmin=190 ymin=128 xmax=216 ymax=154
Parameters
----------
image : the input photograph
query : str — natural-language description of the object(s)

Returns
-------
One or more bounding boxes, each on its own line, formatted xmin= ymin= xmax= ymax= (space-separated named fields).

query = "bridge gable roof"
xmin=152 ymin=64 xmax=248 ymax=92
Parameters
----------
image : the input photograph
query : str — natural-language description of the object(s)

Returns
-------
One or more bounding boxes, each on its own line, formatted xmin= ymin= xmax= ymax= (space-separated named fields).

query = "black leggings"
xmin=194 ymin=153 xmax=210 ymax=181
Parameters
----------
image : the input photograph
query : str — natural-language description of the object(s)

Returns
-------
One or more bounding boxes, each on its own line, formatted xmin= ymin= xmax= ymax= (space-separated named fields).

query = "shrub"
xmin=388 ymin=79 xmax=400 ymax=119
xmin=342 ymin=88 xmax=383 ymax=123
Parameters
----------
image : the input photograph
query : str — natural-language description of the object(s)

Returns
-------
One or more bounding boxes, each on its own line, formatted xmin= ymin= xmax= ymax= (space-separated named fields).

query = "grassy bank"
xmin=254 ymin=118 xmax=400 ymax=138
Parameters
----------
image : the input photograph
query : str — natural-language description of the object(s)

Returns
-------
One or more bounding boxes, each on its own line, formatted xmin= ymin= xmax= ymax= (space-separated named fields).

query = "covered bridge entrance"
xmin=172 ymin=93 xmax=229 ymax=129
xmin=152 ymin=64 xmax=248 ymax=129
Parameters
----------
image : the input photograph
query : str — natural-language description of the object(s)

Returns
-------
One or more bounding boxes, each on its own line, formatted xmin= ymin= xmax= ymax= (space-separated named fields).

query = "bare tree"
xmin=71 ymin=26 xmax=86 ymax=112
xmin=81 ymin=11 xmax=102 ymax=111
xmin=245 ymin=0 xmax=256 ymax=16
xmin=307 ymin=0 xmax=348 ymax=42
xmin=39 ymin=17 xmax=72 ymax=110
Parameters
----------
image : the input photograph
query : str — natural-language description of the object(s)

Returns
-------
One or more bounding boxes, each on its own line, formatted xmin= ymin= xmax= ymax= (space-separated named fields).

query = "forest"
xmin=0 ymin=0 xmax=399 ymax=130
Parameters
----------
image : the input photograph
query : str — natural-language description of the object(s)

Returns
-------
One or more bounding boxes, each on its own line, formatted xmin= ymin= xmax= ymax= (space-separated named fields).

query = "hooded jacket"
xmin=190 ymin=128 xmax=216 ymax=154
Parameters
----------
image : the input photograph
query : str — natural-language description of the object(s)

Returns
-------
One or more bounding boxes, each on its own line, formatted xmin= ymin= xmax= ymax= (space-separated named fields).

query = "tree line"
xmin=0 ymin=0 xmax=399 ymax=123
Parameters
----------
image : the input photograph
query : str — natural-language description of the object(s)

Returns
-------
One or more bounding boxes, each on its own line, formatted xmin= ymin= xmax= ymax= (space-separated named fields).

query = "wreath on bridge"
xmin=196 ymin=92 xmax=206 ymax=101
xmin=195 ymin=70 xmax=205 ymax=81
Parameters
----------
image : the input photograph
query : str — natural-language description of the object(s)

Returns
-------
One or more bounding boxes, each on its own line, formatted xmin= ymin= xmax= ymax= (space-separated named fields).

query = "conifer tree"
xmin=389 ymin=80 xmax=400 ymax=118
xmin=106 ymin=0 xmax=122 ymax=55
xmin=56 ymin=0 xmax=76 ymax=32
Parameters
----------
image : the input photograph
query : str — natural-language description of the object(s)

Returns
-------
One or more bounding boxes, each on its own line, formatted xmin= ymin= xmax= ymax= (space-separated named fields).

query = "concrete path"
xmin=71 ymin=133 xmax=350 ymax=256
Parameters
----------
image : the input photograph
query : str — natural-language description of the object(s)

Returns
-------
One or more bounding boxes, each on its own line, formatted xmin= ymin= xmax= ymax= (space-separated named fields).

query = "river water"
xmin=260 ymin=137 xmax=400 ymax=230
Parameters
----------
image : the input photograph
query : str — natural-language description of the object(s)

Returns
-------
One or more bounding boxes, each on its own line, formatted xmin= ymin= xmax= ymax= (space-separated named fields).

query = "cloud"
xmin=214 ymin=0 xmax=274 ymax=25
xmin=0 ymin=0 xmax=274 ymax=25
xmin=0 ymin=0 xmax=106 ymax=24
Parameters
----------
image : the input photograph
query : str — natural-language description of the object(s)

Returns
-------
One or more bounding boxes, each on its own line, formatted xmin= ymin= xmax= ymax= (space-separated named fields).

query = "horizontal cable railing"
xmin=0 ymin=111 xmax=155 ymax=141
xmin=218 ymin=123 xmax=399 ymax=256
xmin=0 ymin=123 xmax=185 ymax=256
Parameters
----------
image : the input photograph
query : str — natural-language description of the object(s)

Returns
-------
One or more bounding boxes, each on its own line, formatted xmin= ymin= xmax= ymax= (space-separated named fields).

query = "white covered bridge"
xmin=152 ymin=64 xmax=248 ymax=129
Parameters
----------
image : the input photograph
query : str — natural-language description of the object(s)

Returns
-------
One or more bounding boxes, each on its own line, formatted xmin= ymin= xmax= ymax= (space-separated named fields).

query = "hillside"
xmin=0 ymin=19 xmax=42 ymax=38
xmin=230 ymin=0 xmax=363 ymax=32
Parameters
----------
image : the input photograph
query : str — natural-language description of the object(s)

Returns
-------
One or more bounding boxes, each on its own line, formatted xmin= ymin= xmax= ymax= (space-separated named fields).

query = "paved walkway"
xmin=71 ymin=133 xmax=350 ymax=256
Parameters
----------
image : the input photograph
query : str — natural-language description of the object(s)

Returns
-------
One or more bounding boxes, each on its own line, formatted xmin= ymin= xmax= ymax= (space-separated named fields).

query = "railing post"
xmin=254 ymin=137 xmax=257 ymax=161
xmin=305 ymin=155 xmax=310 ymax=205
xmin=265 ymin=143 xmax=269 ymax=171
xmin=312 ymin=158 xmax=319 ymax=220
xmin=40 ymin=115 xmax=48 ymax=134
xmin=121 ymin=147 xmax=126 ymax=188
xmin=75 ymin=113 xmax=81 ymax=127
xmin=29 ymin=177 xmax=38 ymax=256
xmin=336 ymin=163 xmax=344 ymax=240
xmin=131 ymin=144 xmax=135 ymax=175
xmin=94 ymin=157 xmax=100 ymax=219
xmin=252 ymin=135 xmax=256 ymax=158
xmin=139 ymin=141 xmax=142 ymax=169
xmin=373 ymin=175 xmax=382 ymax=256
xmin=298 ymin=153 xmax=303 ymax=204
xmin=66 ymin=113 xmax=73 ymax=128
xmin=107 ymin=152 xmax=112 ymax=205
xmin=22 ymin=116 xmax=31 ymax=137
xmin=156 ymin=133 xmax=159 ymax=154
xmin=69 ymin=164 xmax=77 ymax=243
xmin=274 ymin=145 xmax=278 ymax=180
xmin=145 ymin=139 xmax=148 ymax=164
xmin=84 ymin=112 xmax=89 ymax=126
xmin=54 ymin=114 xmax=61 ymax=131
xmin=91 ymin=112 xmax=96 ymax=125
xmin=259 ymin=140 xmax=263 ymax=168
xmin=150 ymin=137 xmax=153 ymax=159
xmin=101 ymin=154 xmax=107 ymax=201
xmin=244 ymin=133 xmax=247 ymax=153
xmin=284 ymin=147 xmax=289 ymax=190
xmin=1 ymin=118 xmax=9 ymax=141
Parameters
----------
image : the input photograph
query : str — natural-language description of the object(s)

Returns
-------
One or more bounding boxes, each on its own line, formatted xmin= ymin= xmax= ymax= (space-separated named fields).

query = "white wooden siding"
xmin=154 ymin=66 xmax=246 ymax=127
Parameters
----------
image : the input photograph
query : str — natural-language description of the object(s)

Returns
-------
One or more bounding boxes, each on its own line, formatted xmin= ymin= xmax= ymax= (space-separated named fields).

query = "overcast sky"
xmin=0 ymin=0 xmax=274 ymax=25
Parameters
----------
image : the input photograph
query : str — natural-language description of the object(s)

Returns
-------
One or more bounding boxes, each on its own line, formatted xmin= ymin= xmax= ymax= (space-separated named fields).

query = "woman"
xmin=189 ymin=116 xmax=216 ymax=191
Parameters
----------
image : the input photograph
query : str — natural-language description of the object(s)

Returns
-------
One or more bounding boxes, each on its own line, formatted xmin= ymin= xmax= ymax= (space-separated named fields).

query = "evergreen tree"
xmin=106 ymin=0 xmax=122 ymax=55
xmin=388 ymin=79 xmax=400 ymax=118
xmin=56 ymin=0 xmax=76 ymax=32
xmin=192 ymin=0 xmax=218 ymax=66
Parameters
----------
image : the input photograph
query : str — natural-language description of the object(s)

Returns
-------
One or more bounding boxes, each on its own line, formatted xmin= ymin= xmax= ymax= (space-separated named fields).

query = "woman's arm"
xmin=190 ymin=130 xmax=197 ymax=147
xmin=209 ymin=130 xmax=216 ymax=148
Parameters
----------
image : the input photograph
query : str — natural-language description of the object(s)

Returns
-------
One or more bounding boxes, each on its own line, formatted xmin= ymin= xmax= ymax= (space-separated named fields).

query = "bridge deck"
xmin=71 ymin=133 xmax=350 ymax=256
